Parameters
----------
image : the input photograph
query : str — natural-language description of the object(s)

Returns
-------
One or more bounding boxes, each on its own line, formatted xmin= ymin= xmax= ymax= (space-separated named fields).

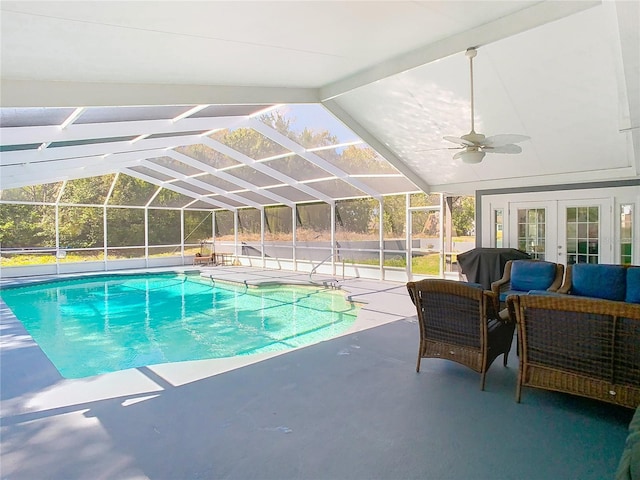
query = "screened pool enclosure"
xmin=0 ymin=104 xmax=473 ymax=281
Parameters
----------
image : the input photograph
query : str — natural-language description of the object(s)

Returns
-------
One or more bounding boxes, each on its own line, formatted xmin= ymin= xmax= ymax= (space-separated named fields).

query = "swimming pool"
xmin=0 ymin=273 xmax=359 ymax=378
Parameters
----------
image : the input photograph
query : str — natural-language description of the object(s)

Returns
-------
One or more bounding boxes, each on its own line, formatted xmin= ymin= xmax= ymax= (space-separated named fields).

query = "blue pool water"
xmin=0 ymin=273 xmax=359 ymax=378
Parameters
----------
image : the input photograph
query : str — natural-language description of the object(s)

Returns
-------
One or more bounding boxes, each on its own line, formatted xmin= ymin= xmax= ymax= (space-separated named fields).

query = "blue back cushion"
xmin=626 ymin=267 xmax=640 ymax=304
xmin=571 ymin=264 xmax=626 ymax=301
xmin=510 ymin=261 xmax=557 ymax=292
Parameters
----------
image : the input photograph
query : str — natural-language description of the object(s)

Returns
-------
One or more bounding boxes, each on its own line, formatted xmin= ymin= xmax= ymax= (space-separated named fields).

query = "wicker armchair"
xmin=406 ymin=279 xmax=515 ymax=390
xmin=507 ymin=294 xmax=640 ymax=408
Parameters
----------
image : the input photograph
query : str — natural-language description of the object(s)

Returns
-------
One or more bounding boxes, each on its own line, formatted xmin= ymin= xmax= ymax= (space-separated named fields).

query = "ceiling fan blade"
xmin=483 ymin=134 xmax=530 ymax=147
xmin=443 ymin=135 xmax=475 ymax=147
xmin=485 ymin=144 xmax=522 ymax=154
xmin=416 ymin=146 xmax=463 ymax=152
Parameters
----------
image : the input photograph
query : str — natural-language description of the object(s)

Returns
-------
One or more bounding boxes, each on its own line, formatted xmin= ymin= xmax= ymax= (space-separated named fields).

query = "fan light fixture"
xmin=459 ymin=149 xmax=485 ymax=164
xmin=442 ymin=47 xmax=530 ymax=163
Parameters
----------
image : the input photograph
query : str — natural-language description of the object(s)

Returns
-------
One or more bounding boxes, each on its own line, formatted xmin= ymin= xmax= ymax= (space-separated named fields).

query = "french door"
xmin=557 ymin=199 xmax=612 ymax=265
xmin=509 ymin=201 xmax=556 ymax=261
xmin=508 ymin=198 xmax=612 ymax=265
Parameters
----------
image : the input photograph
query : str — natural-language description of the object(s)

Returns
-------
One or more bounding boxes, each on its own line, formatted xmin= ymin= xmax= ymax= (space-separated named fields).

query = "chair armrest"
xmin=491 ymin=260 xmax=514 ymax=296
xmin=547 ymin=264 xmax=565 ymax=292
xmin=491 ymin=260 xmax=513 ymax=295
xmin=491 ymin=278 xmax=511 ymax=296
xmin=484 ymin=290 xmax=502 ymax=321
xmin=557 ymin=265 xmax=573 ymax=294
xmin=505 ymin=295 xmax=520 ymax=324
xmin=406 ymin=282 xmax=417 ymax=306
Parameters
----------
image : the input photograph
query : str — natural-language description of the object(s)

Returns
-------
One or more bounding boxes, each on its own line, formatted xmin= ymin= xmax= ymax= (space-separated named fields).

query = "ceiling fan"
xmin=443 ymin=47 xmax=530 ymax=164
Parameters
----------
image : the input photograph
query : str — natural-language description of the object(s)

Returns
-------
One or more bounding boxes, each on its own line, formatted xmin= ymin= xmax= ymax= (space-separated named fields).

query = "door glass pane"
xmin=493 ymin=209 xmax=503 ymax=247
xmin=566 ymin=205 xmax=599 ymax=265
xmin=620 ymin=204 xmax=633 ymax=264
xmin=578 ymin=207 xmax=588 ymax=222
xmin=517 ymin=208 xmax=546 ymax=260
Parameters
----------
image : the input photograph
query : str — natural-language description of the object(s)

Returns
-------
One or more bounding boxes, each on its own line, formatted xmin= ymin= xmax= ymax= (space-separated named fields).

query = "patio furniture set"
xmin=193 ymin=252 xmax=234 ymax=266
xmin=407 ymin=260 xmax=640 ymax=409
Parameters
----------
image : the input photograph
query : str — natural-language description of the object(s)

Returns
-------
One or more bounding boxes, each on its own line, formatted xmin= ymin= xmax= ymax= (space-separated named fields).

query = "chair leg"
xmin=416 ymin=356 xmax=421 ymax=373
xmin=516 ymin=366 xmax=524 ymax=402
xmin=503 ymin=350 xmax=509 ymax=367
xmin=480 ymin=371 xmax=486 ymax=391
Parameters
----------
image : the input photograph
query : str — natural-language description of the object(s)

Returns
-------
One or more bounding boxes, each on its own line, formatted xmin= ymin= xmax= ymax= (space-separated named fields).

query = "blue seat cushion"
xmin=571 ymin=264 xmax=626 ymax=301
xmin=510 ymin=261 xmax=557 ymax=292
xmin=626 ymin=267 xmax=640 ymax=304
xmin=500 ymin=289 xmax=522 ymax=302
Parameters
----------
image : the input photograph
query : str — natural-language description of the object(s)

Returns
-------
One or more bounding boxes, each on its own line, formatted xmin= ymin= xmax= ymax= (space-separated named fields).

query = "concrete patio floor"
xmin=0 ymin=266 xmax=633 ymax=479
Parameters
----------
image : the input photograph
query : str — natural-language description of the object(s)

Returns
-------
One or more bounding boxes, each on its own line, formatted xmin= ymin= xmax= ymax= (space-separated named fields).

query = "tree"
xmin=451 ymin=196 xmax=475 ymax=236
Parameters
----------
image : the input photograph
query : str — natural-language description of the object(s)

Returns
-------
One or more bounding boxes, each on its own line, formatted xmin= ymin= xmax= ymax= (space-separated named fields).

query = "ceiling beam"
xmin=431 ymin=166 xmax=640 ymax=195
xmin=0 ymin=116 xmax=250 ymax=146
xmin=319 ymin=1 xmax=599 ymax=101
xmin=0 ymin=134 xmax=206 ymax=166
xmin=0 ymin=80 xmax=320 ymax=108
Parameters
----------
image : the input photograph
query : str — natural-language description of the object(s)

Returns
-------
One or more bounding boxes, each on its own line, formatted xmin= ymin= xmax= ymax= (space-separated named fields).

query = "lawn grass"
xmin=2 ymin=249 xmax=449 ymax=276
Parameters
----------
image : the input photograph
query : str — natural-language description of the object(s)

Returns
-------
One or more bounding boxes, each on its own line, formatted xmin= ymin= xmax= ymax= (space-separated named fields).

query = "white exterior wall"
xmin=480 ymin=183 xmax=640 ymax=265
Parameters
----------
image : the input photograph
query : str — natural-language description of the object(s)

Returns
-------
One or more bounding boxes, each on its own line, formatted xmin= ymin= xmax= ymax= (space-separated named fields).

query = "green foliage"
xmin=0 ymin=204 xmax=55 ymax=247
xmin=59 ymin=206 xmax=104 ymax=248
xmin=109 ymin=175 xmax=158 ymax=206
xmin=411 ymin=192 xmax=441 ymax=207
xmin=1 ymin=182 xmax=63 ymax=203
xmin=60 ymin=175 xmax=115 ymax=204
xmin=215 ymin=210 xmax=235 ymax=237
xmin=297 ymin=203 xmax=331 ymax=233
xmin=149 ymin=209 xmax=181 ymax=245
xmin=451 ymin=196 xmax=475 ymax=236
xmin=265 ymin=205 xmax=292 ymax=237
xmin=239 ymin=209 xmax=261 ymax=237
xmin=336 ymin=198 xmax=377 ymax=235
xmin=184 ymin=211 xmax=213 ymax=244
xmin=382 ymin=195 xmax=406 ymax=237
xmin=107 ymin=208 xmax=144 ymax=247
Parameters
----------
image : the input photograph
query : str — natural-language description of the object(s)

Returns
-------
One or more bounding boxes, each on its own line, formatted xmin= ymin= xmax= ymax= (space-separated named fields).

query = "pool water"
xmin=0 ymin=273 xmax=359 ymax=378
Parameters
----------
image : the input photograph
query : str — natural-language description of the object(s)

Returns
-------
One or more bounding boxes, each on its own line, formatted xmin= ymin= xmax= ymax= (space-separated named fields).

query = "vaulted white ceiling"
xmin=1 ymin=1 xmax=639 ymax=205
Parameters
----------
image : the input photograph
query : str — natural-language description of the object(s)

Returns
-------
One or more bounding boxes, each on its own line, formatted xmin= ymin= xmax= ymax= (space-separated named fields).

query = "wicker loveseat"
xmin=557 ymin=263 xmax=640 ymax=304
xmin=507 ymin=293 xmax=640 ymax=409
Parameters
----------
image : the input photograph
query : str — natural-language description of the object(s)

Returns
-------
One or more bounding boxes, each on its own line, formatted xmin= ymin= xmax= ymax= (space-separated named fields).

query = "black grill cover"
xmin=457 ymin=248 xmax=531 ymax=289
